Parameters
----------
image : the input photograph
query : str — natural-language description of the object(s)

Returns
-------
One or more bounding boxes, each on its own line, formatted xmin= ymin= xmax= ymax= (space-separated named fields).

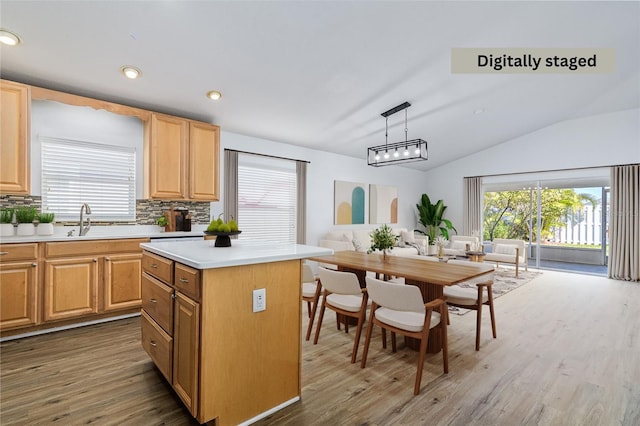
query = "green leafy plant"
xmin=367 ymin=224 xmax=399 ymax=254
xmin=155 ymin=216 xmax=169 ymax=227
xmin=416 ymin=193 xmax=457 ymax=244
xmin=0 ymin=208 xmax=14 ymax=224
xmin=37 ymin=212 xmax=55 ymax=223
xmin=15 ymin=206 xmax=37 ymax=224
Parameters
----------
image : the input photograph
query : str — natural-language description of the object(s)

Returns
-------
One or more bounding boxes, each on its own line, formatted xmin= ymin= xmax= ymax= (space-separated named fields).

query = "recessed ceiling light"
xmin=0 ymin=29 xmax=21 ymax=46
xmin=120 ymin=66 xmax=141 ymax=79
xmin=206 ymin=90 xmax=222 ymax=101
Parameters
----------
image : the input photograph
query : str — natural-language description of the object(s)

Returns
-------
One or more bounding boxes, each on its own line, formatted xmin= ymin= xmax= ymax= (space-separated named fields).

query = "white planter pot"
xmin=427 ymin=245 xmax=438 ymax=255
xmin=16 ymin=223 xmax=35 ymax=236
xmin=0 ymin=223 xmax=15 ymax=237
xmin=37 ymin=223 xmax=54 ymax=236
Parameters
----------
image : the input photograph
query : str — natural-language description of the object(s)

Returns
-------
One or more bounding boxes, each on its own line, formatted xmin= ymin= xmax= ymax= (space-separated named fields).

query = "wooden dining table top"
xmin=309 ymin=250 xmax=494 ymax=286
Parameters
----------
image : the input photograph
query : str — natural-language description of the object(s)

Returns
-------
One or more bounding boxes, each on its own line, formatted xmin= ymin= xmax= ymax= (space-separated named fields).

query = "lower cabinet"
xmin=44 ymin=257 xmax=99 ymax=321
xmin=141 ymin=253 xmax=200 ymax=418
xmin=0 ymin=243 xmax=39 ymax=330
xmin=104 ymin=253 xmax=143 ymax=311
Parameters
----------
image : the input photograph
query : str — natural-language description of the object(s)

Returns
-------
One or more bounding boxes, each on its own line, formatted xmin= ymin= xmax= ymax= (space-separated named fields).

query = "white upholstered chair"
xmin=483 ymin=238 xmax=528 ymax=277
xmin=314 ymin=267 xmax=369 ymax=364
xmin=361 ymin=277 xmax=449 ymax=395
xmin=302 ymin=264 xmax=322 ymax=341
xmin=444 ymin=259 xmax=496 ymax=350
xmin=442 ymin=235 xmax=480 ymax=257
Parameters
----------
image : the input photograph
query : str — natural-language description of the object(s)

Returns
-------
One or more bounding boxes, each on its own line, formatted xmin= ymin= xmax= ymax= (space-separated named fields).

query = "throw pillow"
xmin=494 ymin=244 xmax=518 ymax=255
xmin=400 ymin=230 xmax=415 ymax=245
xmin=451 ymin=241 xmax=468 ymax=250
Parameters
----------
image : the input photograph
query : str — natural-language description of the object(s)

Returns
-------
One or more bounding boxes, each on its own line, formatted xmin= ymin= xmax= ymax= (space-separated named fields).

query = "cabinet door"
xmin=44 ymin=257 xmax=99 ymax=321
xmin=173 ymin=292 xmax=200 ymax=417
xmin=104 ymin=253 xmax=142 ymax=311
xmin=147 ymin=113 xmax=188 ymax=199
xmin=188 ymin=121 xmax=220 ymax=201
xmin=0 ymin=80 xmax=30 ymax=195
xmin=0 ymin=261 xmax=38 ymax=330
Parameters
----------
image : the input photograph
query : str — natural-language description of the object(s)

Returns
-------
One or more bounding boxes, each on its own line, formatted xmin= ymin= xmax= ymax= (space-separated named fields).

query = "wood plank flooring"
xmin=1 ymin=269 xmax=639 ymax=425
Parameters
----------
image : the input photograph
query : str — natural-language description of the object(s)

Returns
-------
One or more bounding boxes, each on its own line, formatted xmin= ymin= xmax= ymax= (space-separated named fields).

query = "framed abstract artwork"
xmin=369 ymin=184 xmax=398 ymax=224
xmin=334 ymin=180 xmax=367 ymax=224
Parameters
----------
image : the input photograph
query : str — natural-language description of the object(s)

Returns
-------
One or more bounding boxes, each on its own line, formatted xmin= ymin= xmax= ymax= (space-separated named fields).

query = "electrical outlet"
xmin=253 ymin=288 xmax=266 ymax=312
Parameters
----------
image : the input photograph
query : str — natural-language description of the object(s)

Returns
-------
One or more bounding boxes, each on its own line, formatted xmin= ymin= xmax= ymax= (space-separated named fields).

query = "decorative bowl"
xmin=203 ymin=230 xmax=242 ymax=247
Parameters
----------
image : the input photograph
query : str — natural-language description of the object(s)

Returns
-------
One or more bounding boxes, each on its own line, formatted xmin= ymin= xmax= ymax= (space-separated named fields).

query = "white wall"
xmin=420 ymin=109 xmax=640 ymax=230
xmin=214 ymin=132 xmax=429 ymax=246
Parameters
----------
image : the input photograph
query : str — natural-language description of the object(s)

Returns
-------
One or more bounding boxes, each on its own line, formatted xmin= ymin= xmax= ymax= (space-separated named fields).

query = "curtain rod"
xmin=465 ymin=162 xmax=639 ymax=179
xmin=225 ymin=148 xmax=310 ymax=164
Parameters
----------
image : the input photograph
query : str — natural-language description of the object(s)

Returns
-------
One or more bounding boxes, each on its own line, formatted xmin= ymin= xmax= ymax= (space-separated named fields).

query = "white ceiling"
xmin=1 ymin=1 xmax=638 ymax=172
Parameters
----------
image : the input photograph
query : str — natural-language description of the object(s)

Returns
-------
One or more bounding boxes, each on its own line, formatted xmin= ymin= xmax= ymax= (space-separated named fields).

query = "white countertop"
xmin=0 ymin=224 xmax=208 ymax=243
xmin=140 ymin=240 xmax=333 ymax=269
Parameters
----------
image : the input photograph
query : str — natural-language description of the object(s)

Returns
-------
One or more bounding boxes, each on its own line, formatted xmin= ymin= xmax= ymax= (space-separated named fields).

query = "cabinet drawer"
xmin=45 ymin=239 xmax=148 ymax=258
xmin=174 ymin=263 xmax=200 ymax=301
xmin=142 ymin=272 xmax=174 ymax=335
xmin=142 ymin=252 xmax=173 ymax=284
xmin=0 ymin=243 xmax=38 ymax=262
xmin=141 ymin=310 xmax=173 ymax=383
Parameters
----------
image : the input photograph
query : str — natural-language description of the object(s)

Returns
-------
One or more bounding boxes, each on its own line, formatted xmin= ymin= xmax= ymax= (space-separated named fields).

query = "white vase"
xmin=0 ymin=223 xmax=15 ymax=237
xmin=427 ymin=245 xmax=438 ymax=255
xmin=37 ymin=223 xmax=54 ymax=236
xmin=17 ymin=223 xmax=35 ymax=236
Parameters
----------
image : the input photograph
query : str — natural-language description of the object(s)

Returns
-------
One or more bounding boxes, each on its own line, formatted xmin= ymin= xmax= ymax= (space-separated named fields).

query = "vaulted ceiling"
xmin=1 ymin=1 xmax=638 ymax=171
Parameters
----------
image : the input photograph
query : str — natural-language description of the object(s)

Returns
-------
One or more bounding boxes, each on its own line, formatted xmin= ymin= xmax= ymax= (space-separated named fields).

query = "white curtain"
xmin=609 ymin=164 xmax=640 ymax=281
xmin=463 ymin=177 xmax=483 ymax=236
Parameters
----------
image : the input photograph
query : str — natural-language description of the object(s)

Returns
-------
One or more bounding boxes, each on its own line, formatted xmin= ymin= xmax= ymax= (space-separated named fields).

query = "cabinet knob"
xmin=151 ymin=263 xmax=158 ymax=268
xmin=171 ymin=293 xmax=176 ymax=300
xmin=0 ymin=252 xmax=8 ymax=256
xmin=93 ymin=258 xmax=98 ymax=262
xmin=179 ymin=277 xmax=189 ymax=284
xmin=150 ymin=341 xmax=157 ymax=347
xmin=32 ymin=262 xmax=37 ymax=267
xmin=150 ymin=298 xmax=157 ymax=304
xmin=105 ymin=257 xmax=110 ymax=261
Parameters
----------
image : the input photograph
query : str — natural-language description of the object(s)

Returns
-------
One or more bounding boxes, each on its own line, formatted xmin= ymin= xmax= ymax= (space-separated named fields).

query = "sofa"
xmin=318 ymin=226 xmax=428 ymax=257
xmin=442 ymin=235 xmax=481 ymax=257
xmin=483 ymin=238 xmax=528 ymax=277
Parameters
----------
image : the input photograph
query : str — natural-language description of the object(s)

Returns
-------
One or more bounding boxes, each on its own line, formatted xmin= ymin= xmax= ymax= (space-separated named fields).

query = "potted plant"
xmin=415 ymin=194 xmax=457 ymax=254
xmin=15 ymin=206 xmax=37 ymax=236
xmin=0 ymin=208 xmax=15 ymax=237
xmin=155 ymin=215 xmax=169 ymax=232
xmin=36 ymin=212 xmax=55 ymax=235
xmin=367 ymin=224 xmax=399 ymax=260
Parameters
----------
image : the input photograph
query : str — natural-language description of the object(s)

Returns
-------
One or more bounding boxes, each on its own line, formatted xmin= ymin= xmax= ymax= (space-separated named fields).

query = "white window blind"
xmin=238 ymin=154 xmax=297 ymax=244
xmin=41 ymin=137 xmax=136 ymax=222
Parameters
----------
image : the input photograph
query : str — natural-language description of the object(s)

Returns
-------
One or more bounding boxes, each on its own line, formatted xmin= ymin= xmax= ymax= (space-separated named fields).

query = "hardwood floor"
xmin=1 ymin=269 xmax=639 ymax=425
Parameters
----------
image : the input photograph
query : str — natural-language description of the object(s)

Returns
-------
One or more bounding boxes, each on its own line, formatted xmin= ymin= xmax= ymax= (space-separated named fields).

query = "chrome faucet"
xmin=79 ymin=203 xmax=92 ymax=236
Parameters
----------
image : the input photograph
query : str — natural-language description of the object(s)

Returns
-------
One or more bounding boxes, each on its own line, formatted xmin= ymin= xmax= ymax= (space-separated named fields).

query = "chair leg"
xmin=488 ymin=288 xmax=497 ymax=339
xmin=306 ymin=301 xmax=312 ymax=318
xmin=515 ymin=261 xmax=519 ymax=277
xmin=305 ymin=284 xmax=322 ymax=341
xmin=381 ymin=328 xmax=387 ymax=349
xmin=360 ymin=308 xmax=377 ymax=369
xmin=475 ymin=300 xmax=483 ymax=351
xmin=350 ymin=294 xmax=368 ymax=364
xmin=414 ymin=329 xmax=429 ymax=395
xmin=440 ymin=304 xmax=449 ymax=374
xmin=336 ymin=312 xmax=341 ymax=331
xmin=313 ymin=293 xmax=328 ymax=345
xmin=391 ymin=332 xmax=397 ymax=353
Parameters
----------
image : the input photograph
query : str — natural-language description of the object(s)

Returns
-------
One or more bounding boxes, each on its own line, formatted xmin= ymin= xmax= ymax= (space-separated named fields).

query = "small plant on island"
xmin=15 ymin=206 xmax=37 ymax=224
xmin=367 ymin=224 xmax=399 ymax=256
xmin=155 ymin=216 xmax=169 ymax=227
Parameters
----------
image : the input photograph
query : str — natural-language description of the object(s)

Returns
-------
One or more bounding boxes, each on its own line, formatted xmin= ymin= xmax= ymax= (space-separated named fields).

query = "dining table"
xmin=309 ymin=250 xmax=495 ymax=353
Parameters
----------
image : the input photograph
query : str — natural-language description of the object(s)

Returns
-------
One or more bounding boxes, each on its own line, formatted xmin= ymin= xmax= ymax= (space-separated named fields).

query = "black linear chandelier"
xmin=367 ymin=101 xmax=428 ymax=167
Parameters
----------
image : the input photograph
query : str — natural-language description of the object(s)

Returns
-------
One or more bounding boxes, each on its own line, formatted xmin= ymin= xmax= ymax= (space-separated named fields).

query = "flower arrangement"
xmin=368 ymin=224 xmax=399 ymax=258
xmin=434 ymin=235 xmax=449 ymax=257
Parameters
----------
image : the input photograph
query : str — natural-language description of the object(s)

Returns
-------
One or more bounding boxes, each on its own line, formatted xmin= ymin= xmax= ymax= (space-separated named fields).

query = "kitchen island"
xmin=139 ymin=239 xmax=331 ymax=426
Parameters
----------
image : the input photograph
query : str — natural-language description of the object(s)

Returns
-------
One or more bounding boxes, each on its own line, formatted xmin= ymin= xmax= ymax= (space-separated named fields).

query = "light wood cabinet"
xmin=0 ymin=243 xmax=39 ymax=330
xmin=43 ymin=238 xmax=148 ymax=322
xmin=145 ymin=113 xmax=219 ymax=201
xmin=173 ymin=291 xmax=200 ymax=415
xmin=0 ymin=79 xmax=30 ymax=194
xmin=44 ymin=257 xmax=99 ymax=321
xmin=141 ymin=251 xmax=200 ymax=418
xmin=104 ymin=253 xmax=143 ymax=312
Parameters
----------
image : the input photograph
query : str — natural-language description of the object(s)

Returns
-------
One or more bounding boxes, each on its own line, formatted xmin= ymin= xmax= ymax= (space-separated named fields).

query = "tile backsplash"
xmin=1 ymin=195 xmax=211 ymax=225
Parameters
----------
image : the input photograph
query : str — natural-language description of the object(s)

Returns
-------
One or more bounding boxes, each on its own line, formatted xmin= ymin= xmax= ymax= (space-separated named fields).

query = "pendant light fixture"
xmin=367 ymin=101 xmax=428 ymax=167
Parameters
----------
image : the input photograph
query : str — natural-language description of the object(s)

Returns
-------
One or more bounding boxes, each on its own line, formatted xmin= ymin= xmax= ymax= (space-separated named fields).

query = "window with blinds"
xmin=238 ymin=153 xmax=297 ymax=244
xmin=41 ymin=137 xmax=136 ymax=222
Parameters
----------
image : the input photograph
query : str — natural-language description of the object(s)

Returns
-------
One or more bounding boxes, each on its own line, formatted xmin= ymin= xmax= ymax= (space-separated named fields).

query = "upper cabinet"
xmin=0 ymin=80 xmax=30 ymax=194
xmin=144 ymin=113 xmax=220 ymax=201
